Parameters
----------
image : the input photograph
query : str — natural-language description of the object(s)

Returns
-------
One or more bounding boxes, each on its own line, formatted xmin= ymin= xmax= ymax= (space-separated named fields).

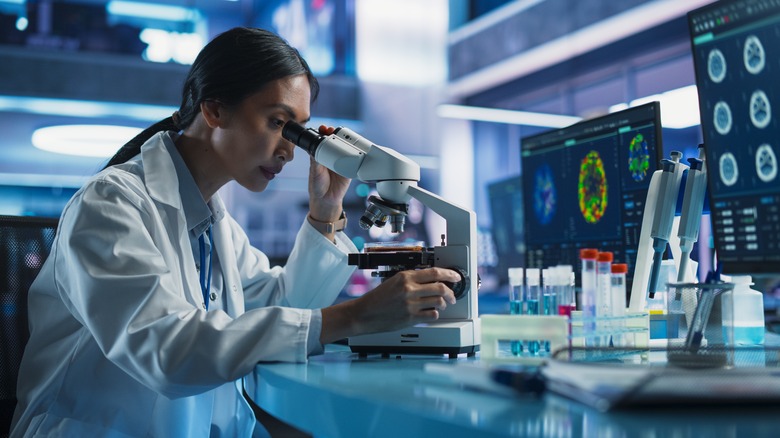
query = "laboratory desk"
xmin=252 ymin=344 xmax=780 ymax=438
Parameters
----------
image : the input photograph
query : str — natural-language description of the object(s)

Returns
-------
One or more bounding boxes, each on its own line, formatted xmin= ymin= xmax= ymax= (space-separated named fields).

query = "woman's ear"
xmin=200 ymin=100 xmax=226 ymax=129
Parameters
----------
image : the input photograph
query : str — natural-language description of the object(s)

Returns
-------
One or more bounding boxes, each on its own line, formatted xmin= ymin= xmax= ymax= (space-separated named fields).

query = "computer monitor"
xmin=520 ymin=102 xmax=664 ymax=288
xmin=688 ymin=0 xmax=780 ymax=275
xmin=487 ymin=176 xmax=525 ymax=284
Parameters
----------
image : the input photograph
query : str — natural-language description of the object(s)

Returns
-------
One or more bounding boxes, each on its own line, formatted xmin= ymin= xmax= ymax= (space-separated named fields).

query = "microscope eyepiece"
xmin=282 ymin=121 xmax=321 ymax=156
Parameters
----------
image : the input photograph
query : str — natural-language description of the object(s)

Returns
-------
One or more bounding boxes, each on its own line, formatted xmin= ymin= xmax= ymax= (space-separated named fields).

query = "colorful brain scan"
xmin=533 ymin=164 xmax=556 ymax=225
xmin=628 ymin=133 xmax=650 ymax=181
xmin=578 ymin=151 xmax=608 ymax=224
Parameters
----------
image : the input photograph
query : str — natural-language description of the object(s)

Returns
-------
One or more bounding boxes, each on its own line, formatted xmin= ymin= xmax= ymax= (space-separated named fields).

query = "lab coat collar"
xmin=141 ymin=131 xmax=227 ymax=234
xmin=141 ymin=131 xmax=184 ymax=210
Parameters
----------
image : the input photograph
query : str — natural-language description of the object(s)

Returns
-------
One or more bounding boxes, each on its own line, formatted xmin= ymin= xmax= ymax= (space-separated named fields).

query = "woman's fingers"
xmin=394 ymin=269 xmax=459 ymax=305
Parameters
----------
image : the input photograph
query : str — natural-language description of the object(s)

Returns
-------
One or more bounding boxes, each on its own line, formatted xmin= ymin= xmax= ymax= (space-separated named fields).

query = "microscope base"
xmin=348 ymin=319 xmax=480 ymax=358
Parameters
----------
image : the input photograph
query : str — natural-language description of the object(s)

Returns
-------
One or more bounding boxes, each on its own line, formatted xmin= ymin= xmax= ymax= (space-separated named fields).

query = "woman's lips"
xmin=260 ymin=166 xmax=281 ymax=180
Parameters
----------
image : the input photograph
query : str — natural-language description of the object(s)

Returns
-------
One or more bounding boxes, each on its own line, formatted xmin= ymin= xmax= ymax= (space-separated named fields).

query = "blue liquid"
xmin=542 ymin=294 xmax=556 ymax=351
xmin=510 ymin=300 xmax=523 ymax=355
xmin=723 ymin=325 xmax=765 ymax=345
xmin=543 ymin=294 xmax=557 ymax=315
xmin=582 ymin=304 xmax=597 ymax=346
xmin=524 ymin=300 xmax=541 ymax=355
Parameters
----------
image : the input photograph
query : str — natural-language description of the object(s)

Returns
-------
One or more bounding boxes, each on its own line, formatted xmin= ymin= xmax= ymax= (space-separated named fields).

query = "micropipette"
xmin=676 ymin=145 xmax=708 ymax=283
xmin=647 ymin=151 xmax=688 ymax=298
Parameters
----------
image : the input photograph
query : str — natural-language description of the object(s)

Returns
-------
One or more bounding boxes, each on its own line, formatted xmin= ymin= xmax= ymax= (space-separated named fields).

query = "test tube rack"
xmin=480 ymin=312 xmax=650 ymax=364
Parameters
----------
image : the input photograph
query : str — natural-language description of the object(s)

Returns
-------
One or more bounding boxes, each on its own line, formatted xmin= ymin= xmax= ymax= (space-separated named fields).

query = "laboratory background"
xmin=3 ymin=0 xmax=778 ymax=309
xmin=3 ymin=0 xmax=780 ymax=437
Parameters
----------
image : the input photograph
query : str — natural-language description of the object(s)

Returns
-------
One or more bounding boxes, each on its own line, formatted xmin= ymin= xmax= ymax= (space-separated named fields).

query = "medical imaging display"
xmin=689 ymin=0 xmax=780 ymax=274
xmin=521 ymin=102 xmax=663 ymax=287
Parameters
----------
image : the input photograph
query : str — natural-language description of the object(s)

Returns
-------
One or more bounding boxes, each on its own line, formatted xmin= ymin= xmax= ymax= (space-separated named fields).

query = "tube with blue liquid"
xmin=524 ymin=268 xmax=542 ymax=355
xmin=508 ymin=267 xmax=524 ymax=356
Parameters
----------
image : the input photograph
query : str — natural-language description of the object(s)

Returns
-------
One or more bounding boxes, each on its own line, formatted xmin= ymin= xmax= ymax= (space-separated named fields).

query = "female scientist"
xmin=11 ymin=27 xmax=458 ymax=437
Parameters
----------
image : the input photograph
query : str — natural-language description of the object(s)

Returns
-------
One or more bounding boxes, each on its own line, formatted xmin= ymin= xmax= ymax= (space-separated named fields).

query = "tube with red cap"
xmin=580 ymin=248 xmax=599 ymax=345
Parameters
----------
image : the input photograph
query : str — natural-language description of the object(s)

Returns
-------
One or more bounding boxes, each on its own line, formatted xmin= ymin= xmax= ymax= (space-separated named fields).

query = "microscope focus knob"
xmin=445 ymin=267 xmax=470 ymax=300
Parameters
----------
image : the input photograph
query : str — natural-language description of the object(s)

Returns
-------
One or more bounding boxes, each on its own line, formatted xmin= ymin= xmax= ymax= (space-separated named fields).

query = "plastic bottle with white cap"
xmin=721 ymin=275 xmax=765 ymax=345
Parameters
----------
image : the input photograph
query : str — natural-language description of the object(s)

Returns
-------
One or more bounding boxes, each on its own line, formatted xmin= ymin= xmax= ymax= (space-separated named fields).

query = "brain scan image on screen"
xmin=714 ymin=101 xmax=733 ymax=135
xmin=708 ymin=48 xmax=727 ymax=83
xmin=743 ymin=35 xmax=766 ymax=75
xmin=578 ymin=151 xmax=608 ymax=224
xmin=719 ymin=152 xmax=739 ymax=186
xmin=533 ymin=164 xmax=557 ymax=225
xmin=628 ymin=133 xmax=650 ymax=181
xmin=750 ymin=90 xmax=771 ymax=129
xmin=755 ymin=144 xmax=777 ymax=183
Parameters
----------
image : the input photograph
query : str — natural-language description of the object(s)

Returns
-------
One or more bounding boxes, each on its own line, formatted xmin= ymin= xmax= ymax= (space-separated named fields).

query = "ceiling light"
xmin=107 ymin=1 xmax=197 ymax=22
xmin=610 ymin=85 xmax=701 ymax=129
xmin=437 ymin=104 xmax=581 ymax=128
xmin=0 ymin=95 xmax=177 ymax=120
xmin=32 ymin=125 xmax=143 ymax=158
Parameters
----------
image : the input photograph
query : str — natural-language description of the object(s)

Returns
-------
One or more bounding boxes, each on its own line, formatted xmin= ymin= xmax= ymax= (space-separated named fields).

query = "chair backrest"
xmin=0 ymin=215 xmax=58 ymax=437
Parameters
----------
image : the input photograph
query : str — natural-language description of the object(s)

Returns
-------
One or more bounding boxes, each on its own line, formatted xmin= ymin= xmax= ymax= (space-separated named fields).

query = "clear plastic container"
xmin=721 ymin=275 xmax=765 ymax=346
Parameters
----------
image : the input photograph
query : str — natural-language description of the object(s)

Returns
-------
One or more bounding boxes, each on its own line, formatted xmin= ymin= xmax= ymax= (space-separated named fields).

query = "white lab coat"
xmin=11 ymin=132 xmax=357 ymax=437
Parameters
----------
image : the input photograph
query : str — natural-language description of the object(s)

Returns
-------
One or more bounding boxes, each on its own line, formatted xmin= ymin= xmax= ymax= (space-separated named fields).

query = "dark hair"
xmin=103 ymin=27 xmax=319 ymax=169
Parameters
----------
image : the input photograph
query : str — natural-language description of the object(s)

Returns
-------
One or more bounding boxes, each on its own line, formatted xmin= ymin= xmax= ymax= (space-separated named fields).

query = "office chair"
xmin=0 ymin=215 xmax=58 ymax=437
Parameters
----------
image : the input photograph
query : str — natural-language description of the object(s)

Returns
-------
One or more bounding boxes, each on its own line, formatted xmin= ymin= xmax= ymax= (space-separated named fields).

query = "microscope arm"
xmin=406 ymin=185 xmax=475 ymax=247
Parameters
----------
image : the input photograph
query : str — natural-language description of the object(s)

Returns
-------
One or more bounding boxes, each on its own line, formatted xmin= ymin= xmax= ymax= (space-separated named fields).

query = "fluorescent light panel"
xmin=32 ymin=125 xmax=143 ymax=158
xmin=610 ymin=85 xmax=701 ymax=129
xmin=437 ymin=104 xmax=581 ymax=128
xmin=106 ymin=1 xmax=197 ymax=22
xmin=0 ymin=172 xmax=87 ymax=189
xmin=0 ymin=95 xmax=177 ymax=121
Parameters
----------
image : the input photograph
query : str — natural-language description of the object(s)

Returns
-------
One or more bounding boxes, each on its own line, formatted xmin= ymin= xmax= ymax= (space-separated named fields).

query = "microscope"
xmin=283 ymin=122 xmax=480 ymax=358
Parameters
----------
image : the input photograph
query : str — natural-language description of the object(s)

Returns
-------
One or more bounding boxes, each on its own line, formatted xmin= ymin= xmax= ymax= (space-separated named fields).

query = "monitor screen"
xmin=688 ymin=0 xmax=780 ymax=275
xmin=487 ymin=176 xmax=525 ymax=284
xmin=520 ymin=102 xmax=663 ymax=288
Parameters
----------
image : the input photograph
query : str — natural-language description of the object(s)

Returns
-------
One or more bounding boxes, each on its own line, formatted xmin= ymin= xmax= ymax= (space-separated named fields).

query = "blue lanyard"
xmin=198 ymin=223 xmax=213 ymax=310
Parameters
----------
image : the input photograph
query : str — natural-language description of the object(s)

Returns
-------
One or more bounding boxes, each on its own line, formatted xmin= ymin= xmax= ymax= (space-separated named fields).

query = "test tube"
xmin=556 ymin=265 xmax=576 ymax=317
xmin=580 ymin=249 xmax=599 ymax=345
xmin=542 ymin=268 xmax=556 ymax=352
xmin=542 ymin=268 xmax=557 ymax=316
xmin=524 ymin=268 xmax=541 ymax=355
xmin=596 ymin=252 xmax=613 ymax=317
xmin=611 ymin=263 xmax=628 ymax=347
xmin=596 ymin=252 xmax=613 ymax=346
xmin=508 ymin=267 xmax=524 ymax=356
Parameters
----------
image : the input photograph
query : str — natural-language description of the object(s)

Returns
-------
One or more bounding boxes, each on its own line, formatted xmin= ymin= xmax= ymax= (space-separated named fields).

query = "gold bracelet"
xmin=307 ymin=211 xmax=347 ymax=234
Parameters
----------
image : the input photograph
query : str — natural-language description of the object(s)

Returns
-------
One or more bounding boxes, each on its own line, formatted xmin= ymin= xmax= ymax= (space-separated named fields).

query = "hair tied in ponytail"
xmin=172 ymin=111 xmax=181 ymax=130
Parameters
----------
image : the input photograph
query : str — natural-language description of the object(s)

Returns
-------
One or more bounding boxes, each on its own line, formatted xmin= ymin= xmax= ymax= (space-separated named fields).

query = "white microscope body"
xmin=283 ymin=123 xmax=480 ymax=357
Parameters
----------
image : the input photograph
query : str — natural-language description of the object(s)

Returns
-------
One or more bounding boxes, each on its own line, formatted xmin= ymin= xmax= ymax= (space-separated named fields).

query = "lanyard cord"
xmin=198 ymin=223 xmax=213 ymax=310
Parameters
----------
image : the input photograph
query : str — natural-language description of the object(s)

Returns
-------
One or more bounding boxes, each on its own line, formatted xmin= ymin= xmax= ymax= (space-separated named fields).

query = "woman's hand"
xmin=307 ymin=125 xmax=351 ymax=230
xmin=320 ymin=268 xmax=460 ymax=344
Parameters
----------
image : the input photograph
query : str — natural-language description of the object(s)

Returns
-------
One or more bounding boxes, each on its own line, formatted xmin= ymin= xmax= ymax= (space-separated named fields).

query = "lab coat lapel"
xmin=210 ymin=195 xmax=246 ymax=318
xmin=140 ymin=133 xmax=207 ymax=309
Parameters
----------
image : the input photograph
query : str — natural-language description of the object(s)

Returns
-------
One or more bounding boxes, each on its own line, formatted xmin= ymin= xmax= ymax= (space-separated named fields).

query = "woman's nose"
xmin=277 ymin=140 xmax=295 ymax=162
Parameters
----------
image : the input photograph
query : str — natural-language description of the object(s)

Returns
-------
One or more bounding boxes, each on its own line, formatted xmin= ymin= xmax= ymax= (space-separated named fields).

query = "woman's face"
xmin=211 ymin=74 xmax=311 ymax=193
